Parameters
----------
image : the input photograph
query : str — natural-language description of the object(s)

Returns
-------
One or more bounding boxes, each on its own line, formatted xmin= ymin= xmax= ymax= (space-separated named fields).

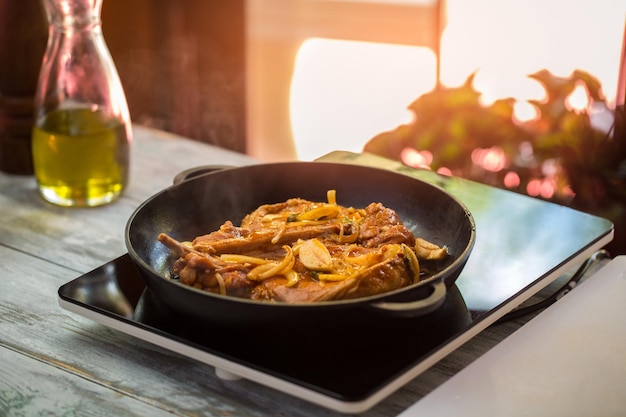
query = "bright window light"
xmin=290 ymin=38 xmax=436 ymax=161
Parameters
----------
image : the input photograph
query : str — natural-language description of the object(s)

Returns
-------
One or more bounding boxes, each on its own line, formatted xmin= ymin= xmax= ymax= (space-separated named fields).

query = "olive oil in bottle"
xmin=33 ymin=0 xmax=132 ymax=207
xmin=32 ymin=108 xmax=129 ymax=207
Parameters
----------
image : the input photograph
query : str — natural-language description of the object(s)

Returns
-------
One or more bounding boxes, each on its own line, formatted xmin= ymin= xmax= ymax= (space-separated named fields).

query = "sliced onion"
xmin=402 ymin=243 xmax=421 ymax=283
xmin=345 ymin=251 xmax=380 ymax=266
xmin=285 ymin=270 xmax=299 ymax=287
xmin=247 ymin=263 xmax=278 ymax=281
xmin=335 ymin=221 xmax=359 ymax=243
xmin=327 ymin=189 xmax=337 ymax=205
xmin=215 ymin=273 xmax=227 ymax=295
xmin=415 ymin=237 xmax=448 ymax=260
xmin=317 ymin=273 xmax=350 ymax=282
xmin=271 ymin=221 xmax=287 ymax=244
xmin=247 ymin=246 xmax=294 ymax=280
xmin=297 ymin=205 xmax=340 ymax=221
xmin=220 ymin=254 xmax=269 ymax=265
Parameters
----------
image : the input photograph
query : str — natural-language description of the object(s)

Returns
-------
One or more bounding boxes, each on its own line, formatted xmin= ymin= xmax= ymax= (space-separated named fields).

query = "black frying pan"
xmin=125 ymin=162 xmax=476 ymax=326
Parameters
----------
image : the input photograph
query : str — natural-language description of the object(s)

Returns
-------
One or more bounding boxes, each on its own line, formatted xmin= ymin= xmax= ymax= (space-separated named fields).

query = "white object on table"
xmin=399 ymin=255 xmax=626 ymax=417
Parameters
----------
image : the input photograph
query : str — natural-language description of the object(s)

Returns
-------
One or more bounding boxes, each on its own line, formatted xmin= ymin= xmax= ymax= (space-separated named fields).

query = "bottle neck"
xmin=44 ymin=0 xmax=102 ymax=30
xmin=49 ymin=19 xmax=102 ymax=34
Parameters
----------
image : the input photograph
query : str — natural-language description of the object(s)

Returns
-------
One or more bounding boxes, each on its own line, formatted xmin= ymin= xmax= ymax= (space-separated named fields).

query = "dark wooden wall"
xmin=102 ymin=0 xmax=246 ymax=153
xmin=0 ymin=0 xmax=47 ymax=173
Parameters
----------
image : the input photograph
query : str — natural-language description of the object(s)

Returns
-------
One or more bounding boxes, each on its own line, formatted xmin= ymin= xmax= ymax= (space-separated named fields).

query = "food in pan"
xmin=158 ymin=190 xmax=448 ymax=303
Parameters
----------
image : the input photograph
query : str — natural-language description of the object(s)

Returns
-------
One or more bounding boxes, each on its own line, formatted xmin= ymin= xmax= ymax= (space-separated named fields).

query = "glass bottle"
xmin=32 ymin=0 xmax=131 ymax=207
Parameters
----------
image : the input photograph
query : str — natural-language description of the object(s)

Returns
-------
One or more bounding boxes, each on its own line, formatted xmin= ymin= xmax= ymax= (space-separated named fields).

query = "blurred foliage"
xmin=363 ymin=70 xmax=626 ymax=254
xmin=364 ymin=73 xmax=531 ymax=175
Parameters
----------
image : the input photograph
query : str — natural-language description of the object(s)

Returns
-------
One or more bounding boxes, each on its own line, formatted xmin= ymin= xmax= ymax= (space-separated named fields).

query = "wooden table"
xmin=0 ymin=125 xmax=607 ymax=416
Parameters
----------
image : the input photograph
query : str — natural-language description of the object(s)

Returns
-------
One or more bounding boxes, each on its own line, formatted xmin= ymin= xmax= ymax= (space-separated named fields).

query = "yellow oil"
xmin=32 ymin=108 xmax=130 ymax=207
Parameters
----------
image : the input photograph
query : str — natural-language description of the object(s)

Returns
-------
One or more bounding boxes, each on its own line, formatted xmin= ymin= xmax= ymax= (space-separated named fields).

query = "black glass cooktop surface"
xmin=58 ymin=152 xmax=614 ymax=414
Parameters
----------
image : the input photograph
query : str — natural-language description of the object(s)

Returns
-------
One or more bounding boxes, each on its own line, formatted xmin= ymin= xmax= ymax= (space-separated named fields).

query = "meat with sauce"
xmin=158 ymin=195 xmax=447 ymax=303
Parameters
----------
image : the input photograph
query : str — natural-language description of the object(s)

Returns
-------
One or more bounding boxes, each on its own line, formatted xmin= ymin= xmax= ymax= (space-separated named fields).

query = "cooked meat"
xmin=255 ymin=253 xmax=412 ymax=302
xmin=157 ymin=192 xmax=447 ymax=303
xmin=190 ymin=221 xmax=340 ymax=255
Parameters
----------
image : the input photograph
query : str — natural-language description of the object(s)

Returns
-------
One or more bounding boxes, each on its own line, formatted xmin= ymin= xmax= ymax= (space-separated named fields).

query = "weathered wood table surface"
xmin=0 ymin=125 xmax=606 ymax=416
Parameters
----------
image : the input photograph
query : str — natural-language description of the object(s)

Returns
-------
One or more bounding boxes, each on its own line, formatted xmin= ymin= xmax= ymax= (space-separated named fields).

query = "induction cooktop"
xmin=58 ymin=151 xmax=614 ymax=414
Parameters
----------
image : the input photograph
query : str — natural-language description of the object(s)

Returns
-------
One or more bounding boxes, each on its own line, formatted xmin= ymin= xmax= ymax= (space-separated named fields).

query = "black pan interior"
xmin=126 ymin=162 xmax=475 ymax=307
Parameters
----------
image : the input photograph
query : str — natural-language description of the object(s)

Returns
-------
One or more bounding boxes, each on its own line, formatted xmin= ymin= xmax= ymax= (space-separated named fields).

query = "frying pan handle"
xmin=173 ymin=165 xmax=233 ymax=185
xmin=370 ymin=281 xmax=447 ymax=317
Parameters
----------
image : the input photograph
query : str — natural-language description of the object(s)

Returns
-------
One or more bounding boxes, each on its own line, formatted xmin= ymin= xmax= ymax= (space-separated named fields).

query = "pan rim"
xmin=125 ymin=161 xmax=476 ymax=309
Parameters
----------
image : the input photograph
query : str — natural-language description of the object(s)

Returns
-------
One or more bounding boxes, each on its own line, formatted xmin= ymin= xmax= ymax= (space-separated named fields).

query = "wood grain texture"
xmin=102 ymin=1 xmax=247 ymax=153
xmin=0 ymin=347 xmax=180 ymax=417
